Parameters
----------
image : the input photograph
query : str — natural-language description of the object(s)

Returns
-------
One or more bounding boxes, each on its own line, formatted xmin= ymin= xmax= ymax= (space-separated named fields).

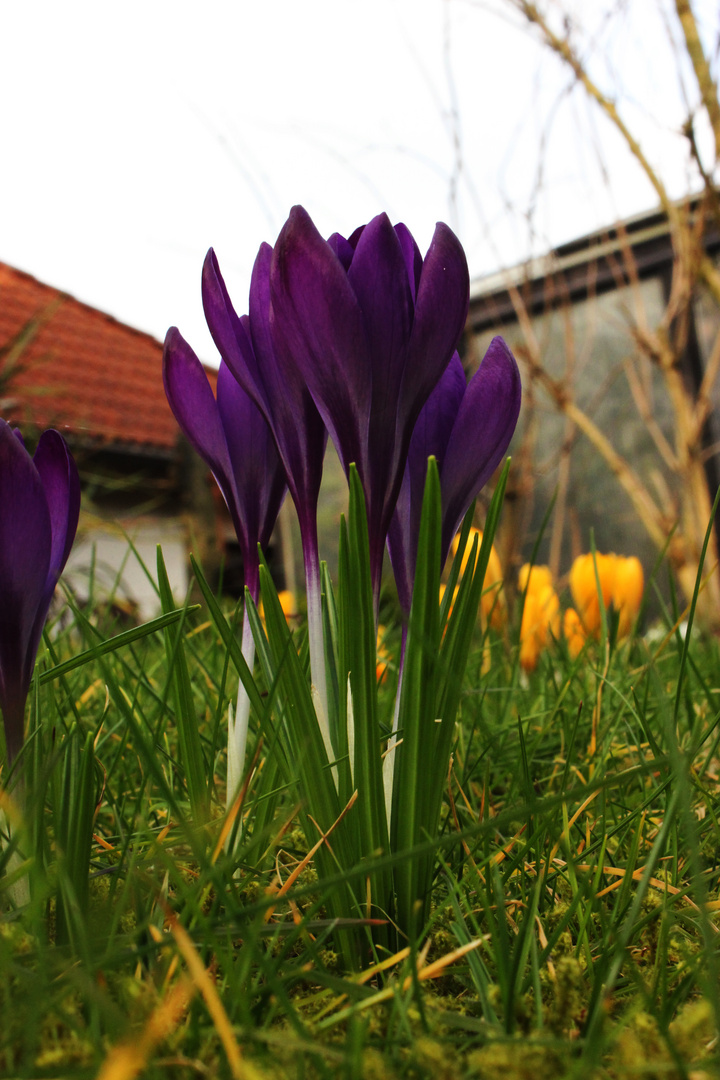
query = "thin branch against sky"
xmin=0 ymin=0 xmax=713 ymax=360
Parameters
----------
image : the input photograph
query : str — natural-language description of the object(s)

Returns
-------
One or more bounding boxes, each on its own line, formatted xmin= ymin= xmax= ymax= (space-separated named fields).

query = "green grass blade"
xmin=391 ymin=456 xmax=442 ymax=939
xmin=157 ymin=546 xmax=209 ymax=823
xmin=190 ymin=554 xmax=266 ymax=718
xmin=673 ymin=483 xmax=720 ymax=727
xmin=39 ymin=606 xmax=198 ymax=684
xmin=344 ymin=467 xmax=391 ymax=928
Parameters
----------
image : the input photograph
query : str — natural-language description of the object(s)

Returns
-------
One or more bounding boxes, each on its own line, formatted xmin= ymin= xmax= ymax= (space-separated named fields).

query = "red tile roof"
xmin=0 ymin=262 xmax=186 ymax=453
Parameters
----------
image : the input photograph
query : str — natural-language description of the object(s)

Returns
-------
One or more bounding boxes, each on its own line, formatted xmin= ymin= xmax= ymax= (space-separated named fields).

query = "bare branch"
xmin=508 ymin=0 xmax=675 ymax=219
xmin=675 ymin=0 xmax=720 ymax=163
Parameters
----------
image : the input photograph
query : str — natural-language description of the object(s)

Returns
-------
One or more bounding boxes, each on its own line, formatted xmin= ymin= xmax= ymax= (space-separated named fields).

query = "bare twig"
xmin=675 ymin=0 xmax=720 ymax=162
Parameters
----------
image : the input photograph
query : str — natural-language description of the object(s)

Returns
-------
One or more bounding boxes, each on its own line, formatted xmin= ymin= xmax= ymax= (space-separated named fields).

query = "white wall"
xmin=64 ymin=518 xmax=189 ymax=621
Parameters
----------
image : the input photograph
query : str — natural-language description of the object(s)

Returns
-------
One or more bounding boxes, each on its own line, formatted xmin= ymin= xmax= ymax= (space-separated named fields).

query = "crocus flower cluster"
xmin=517 ymin=552 xmax=645 ymax=671
xmin=430 ymin=539 xmax=645 ymax=674
xmin=166 ymin=207 xmax=520 ymax=613
xmin=164 ymin=204 xmax=521 ymax=799
xmin=0 ymin=421 xmax=80 ymax=766
xmin=272 ymin=207 xmax=477 ymax=608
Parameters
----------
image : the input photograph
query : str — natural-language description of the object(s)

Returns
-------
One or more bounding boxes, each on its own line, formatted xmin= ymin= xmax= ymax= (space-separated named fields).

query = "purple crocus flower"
xmin=270 ymin=205 xmax=470 ymax=608
xmin=200 ymin=245 xmax=330 ymax=736
xmin=0 ymin=421 xmax=80 ymax=765
xmin=202 ymin=245 xmax=327 ymax=569
xmin=387 ymin=338 xmax=522 ymax=614
xmin=162 ymin=328 xmax=287 ymax=604
xmin=163 ymin=328 xmax=288 ymax=808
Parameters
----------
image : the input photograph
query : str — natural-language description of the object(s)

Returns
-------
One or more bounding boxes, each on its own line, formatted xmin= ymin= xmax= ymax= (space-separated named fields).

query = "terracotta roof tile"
xmin=0 ymin=262 xmax=201 ymax=452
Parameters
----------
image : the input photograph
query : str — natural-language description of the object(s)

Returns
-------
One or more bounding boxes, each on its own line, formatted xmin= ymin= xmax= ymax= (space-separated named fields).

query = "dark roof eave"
xmin=468 ymin=197 xmax=720 ymax=333
xmin=62 ymin=431 xmax=182 ymax=462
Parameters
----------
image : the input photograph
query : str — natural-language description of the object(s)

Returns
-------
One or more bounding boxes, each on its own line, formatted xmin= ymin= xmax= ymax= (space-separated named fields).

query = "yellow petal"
xmin=563 ymin=607 xmax=586 ymax=659
xmin=569 ymin=552 xmax=615 ymax=635
xmin=612 ymin=556 xmax=644 ymax=637
xmin=518 ymin=563 xmax=553 ymax=595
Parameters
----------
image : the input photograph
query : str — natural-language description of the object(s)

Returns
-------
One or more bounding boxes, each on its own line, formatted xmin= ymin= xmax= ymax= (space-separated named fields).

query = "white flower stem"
xmin=304 ymin=547 xmax=334 ymax=774
xmin=382 ymin=627 xmax=407 ymax=830
xmin=227 ymin=612 xmax=256 ymax=818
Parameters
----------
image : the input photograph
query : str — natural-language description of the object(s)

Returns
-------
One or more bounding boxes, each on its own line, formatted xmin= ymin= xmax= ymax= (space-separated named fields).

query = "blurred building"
xmin=465 ymin=201 xmax=720 ymax=586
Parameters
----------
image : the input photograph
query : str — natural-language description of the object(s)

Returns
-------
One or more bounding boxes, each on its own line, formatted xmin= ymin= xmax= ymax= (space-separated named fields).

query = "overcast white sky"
xmin=1 ymin=0 xmax=717 ymax=365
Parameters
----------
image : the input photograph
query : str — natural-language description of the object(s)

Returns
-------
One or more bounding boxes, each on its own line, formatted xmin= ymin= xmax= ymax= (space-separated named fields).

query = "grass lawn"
xmin=1 ymin=541 xmax=719 ymax=1080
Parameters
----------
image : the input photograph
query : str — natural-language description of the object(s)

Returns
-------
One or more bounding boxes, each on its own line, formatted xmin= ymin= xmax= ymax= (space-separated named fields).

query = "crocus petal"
xmin=0 ymin=421 xmax=52 ymax=759
xmin=386 ymin=354 xmax=466 ymax=612
xmin=248 ymin=245 xmax=327 ymax=534
xmin=408 ymin=353 xmax=466 ymax=500
xmin=270 ymin=205 xmax=371 ymax=478
xmin=33 ymin=430 xmax=81 ymax=596
xmin=163 ymin=328 xmax=234 ymax=493
xmin=346 ymin=215 xmax=417 ymax=550
xmin=346 ymin=214 xmax=414 ymax=433
xmin=245 ymin=245 xmax=281 ymax=405
xmin=327 ymin=232 xmax=355 ymax=270
xmin=394 ymin=223 xmax=423 ymax=303
xmin=613 ymin=556 xmax=644 ymax=637
xmin=163 ymin=327 xmax=247 ymax=553
xmin=439 ymin=337 xmax=521 ymax=559
xmin=25 ymin=430 xmax=81 ymax=690
xmin=380 ymin=223 xmax=469 ymax=582
xmin=216 ymin=361 xmax=286 ymax=558
xmin=400 ymin=222 xmax=470 ymax=433
xmin=202 ymin=249 xmax=269 ymax=416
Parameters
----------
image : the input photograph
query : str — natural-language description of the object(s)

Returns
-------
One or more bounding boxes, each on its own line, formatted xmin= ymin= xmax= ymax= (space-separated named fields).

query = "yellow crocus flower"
xmin=569 ymin=552 xmax=643 ymax=639
xmin=451 ymin=527 xmax=505 ymax=630
xmin=519 ymin=574 xmax=560 ymax=672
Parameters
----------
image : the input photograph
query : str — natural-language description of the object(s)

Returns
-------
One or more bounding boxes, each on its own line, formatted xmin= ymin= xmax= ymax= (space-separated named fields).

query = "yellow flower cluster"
xmin=420 ymin=530 xmax=645 ymax=676
xmin=519 ymin=552 xmax=644 ymax=670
